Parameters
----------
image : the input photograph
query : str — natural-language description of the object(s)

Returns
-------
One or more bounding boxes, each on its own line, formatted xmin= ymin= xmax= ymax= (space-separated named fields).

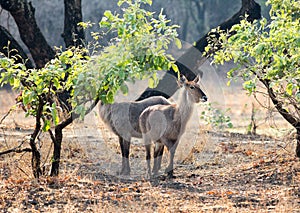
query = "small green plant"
xmin=200 ymin=103 xmax=233 ymax=130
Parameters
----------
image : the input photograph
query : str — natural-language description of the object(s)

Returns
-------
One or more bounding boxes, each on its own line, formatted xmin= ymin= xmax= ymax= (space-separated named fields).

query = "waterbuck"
xmin=139 ymin=75 xmax=207 ymax=178
xmin=99 ymin=96 xmax=171 ymax=175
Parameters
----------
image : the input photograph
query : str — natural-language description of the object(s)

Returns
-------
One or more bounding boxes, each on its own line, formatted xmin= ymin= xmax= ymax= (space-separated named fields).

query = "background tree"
xmin=0 ymin=0 xmax=85 ymax=178
xmin=1 ymin=0 xmax=269 ymax=52
xmin=206 ymin=0 xmax=300 ymax=156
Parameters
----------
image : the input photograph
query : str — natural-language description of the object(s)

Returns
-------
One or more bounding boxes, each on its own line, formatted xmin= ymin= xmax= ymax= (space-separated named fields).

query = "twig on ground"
xmin=0 ymin=107 xmax=14 ymax=124
xmin=0 ymin=139 xmax=32 ymax=156
xmin=0 ymin=147 xmax=32 ymax=155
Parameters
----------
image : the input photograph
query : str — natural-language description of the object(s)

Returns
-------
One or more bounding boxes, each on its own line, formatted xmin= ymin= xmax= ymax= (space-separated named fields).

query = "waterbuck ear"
xmin=193 ymin=75 xmax=200 ymax=83
xmin=179 ymin=74 xmax=187 ymax=85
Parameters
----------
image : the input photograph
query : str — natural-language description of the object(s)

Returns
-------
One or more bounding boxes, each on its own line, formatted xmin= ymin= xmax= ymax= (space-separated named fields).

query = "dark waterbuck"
xmin=99 ymin=96 xmax=171 ymax=175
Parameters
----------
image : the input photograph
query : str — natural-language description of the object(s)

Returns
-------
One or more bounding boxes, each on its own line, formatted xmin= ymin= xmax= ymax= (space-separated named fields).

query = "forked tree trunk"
xmin=1 ymin=0 xmax=86 ymax=177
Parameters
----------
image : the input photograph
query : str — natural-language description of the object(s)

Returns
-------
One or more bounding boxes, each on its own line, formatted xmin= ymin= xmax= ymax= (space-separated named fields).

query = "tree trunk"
xmin=29 ymin=98 xmax=44 ymax=178
xmin=30 ymin=141 xmax=42 ymax=178
xmin=0 ymin=26 xmax=34 ymax=69
xmin=58 ymin=0 xmax=86 ymax=111
xmin=261 ymin=79 xmax=300 ymax=157
xmin=137 ymin=0 xmax=261 ymax=100
xmin=49 ymin=0 xmax=86 ymax=176
xmin=0 ymin=0 xmax=55 ymax=68
xmin=49 ymin=98 xmax=99 ymax=176
xmin=50 ymin=127 xmax=63 ymax=176
xmin=62 ymin=0 xmax=85 ymax=48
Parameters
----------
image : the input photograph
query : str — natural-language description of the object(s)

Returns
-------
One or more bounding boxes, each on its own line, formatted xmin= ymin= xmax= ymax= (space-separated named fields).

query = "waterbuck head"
xmin=179 ymin=75 xmax=207 ymax=103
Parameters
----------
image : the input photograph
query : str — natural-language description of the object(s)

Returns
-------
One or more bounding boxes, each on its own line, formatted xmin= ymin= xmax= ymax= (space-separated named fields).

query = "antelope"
xmin=99 ymin=96 xmax=171 ymax=175
xmin=139 ymin=75 xmax=207 ymax=178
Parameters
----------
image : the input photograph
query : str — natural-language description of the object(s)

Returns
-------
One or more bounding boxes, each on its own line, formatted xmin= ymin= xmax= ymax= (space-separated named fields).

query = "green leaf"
xmin=227 ymin=80 xmax=231 ymax=87
xmin=106 ymin=90 xmax=114 ymax=103
xmin=243 ymin=80 xmax=256 ymax=94
xmin=51 ymin=102 xmax=59 ymax=126
xmin=171 ymin=63 xmax=179 ymax=73
xmin=104 ymin=10 xmax=113 ymax=20
xmin=227 ymin=123 xmax=233 ymax=128
xmin=148 ymin=77 xmax=155 ymax=88
xmin=53 ymin=77 xmax=61 ymax=89
xmin=142 ymin=0 xmax=152 ymax=5
xmin=174 ymin=38 xmax=182 ymax=49
xmin=120 ymin=84 xmax=128 ymax=95
xmin=62 ymin=50 xmax=73 ymax=58
xmin=13 ymin=78 xmax=20 ymax=88
xmin=286 ymin=83 xmax=293 ymax=96
xmin=42 ymin=120 xmax=51 ymax=132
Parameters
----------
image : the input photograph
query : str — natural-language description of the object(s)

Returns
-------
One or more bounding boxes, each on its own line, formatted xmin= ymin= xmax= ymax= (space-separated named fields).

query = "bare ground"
xmin=1 ymin=90 xmax=300 ymax=212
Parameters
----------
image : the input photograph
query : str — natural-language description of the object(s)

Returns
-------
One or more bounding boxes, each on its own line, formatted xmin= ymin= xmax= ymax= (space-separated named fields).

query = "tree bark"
xmin=49 ymin=128 xmax=63 ymax=176
xmin=0 ymin=0 xmax=55 ymax=68
xmin=62 ymin=0 xmax=85 ymax=48
xmin=262 ymin=79 xmax=299 ymax=129
xmin=137 ymin=0 xmax=261 ymax=100
xmin=57 ymin=0 xmax=86 ymax=111
xmin=29 ymin=97 xmax=44 ymax=178
xmin=0 ymin=26 xmax=34 ymax=69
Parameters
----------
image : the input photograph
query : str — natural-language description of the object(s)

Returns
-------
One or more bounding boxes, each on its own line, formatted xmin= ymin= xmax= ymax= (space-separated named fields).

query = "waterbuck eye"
xmin=190 ymin=85 xmax=195 ymax=89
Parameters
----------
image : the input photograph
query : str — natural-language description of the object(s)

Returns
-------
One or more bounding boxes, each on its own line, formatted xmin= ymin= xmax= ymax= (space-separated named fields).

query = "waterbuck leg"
xmin=118 ymin=136 xmax=131 ymax=175
xmin=145 ymin=143 xmax=152 ymax=178
xmin=153 ymin=142 xmax=164 ymax=176
xmin=143 ymin=134 xmax=152 ymax=178
xmin=165 ymin=140 xmax=179 ymax=179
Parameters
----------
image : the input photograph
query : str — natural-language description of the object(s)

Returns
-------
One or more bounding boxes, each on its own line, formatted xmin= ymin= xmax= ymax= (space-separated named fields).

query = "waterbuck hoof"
xmin=150 ymin=173 xmax=159 ymax=180
xmin=117 ymin=171 xmax=130 ymax=176
xmin=117 ymin=168 xmax=130 ymax=176
xmin=152 ymin=170 xmax=159 ymax=177
xmin=166 ymin=170 xmax=174 ymax=179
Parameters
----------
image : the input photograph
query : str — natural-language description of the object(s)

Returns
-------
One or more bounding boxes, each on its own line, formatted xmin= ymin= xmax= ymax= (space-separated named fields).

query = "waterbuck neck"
xmin=177 ymin=88 xmax=194 ymax=127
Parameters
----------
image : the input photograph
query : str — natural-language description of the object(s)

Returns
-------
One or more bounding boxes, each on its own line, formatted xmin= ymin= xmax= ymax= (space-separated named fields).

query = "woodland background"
xmin=0 ymin=0 xmax=270 ymax=54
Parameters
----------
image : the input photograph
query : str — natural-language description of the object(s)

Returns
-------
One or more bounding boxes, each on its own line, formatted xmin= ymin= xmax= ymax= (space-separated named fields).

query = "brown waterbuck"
xmin=99 ymin=96 xmax=171 ymax=175
xmin=139 ymin=75 xmax=207 ymax=178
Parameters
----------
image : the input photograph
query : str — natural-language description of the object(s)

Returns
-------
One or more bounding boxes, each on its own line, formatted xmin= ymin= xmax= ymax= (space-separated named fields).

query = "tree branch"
xmin=0 ymin=25 xmax=34 ymax=69
xmin=0 ymin=137 xmax=31 ymax=156
xmin=0 ymin=0 xmax=55 ymax=68
xmin=260 ymin=78 xmax=300 ymax=129
xmin=137 ymin=0 xmax=261 ymax=100
xmin=0 ymin=147 xmax=31 ymax=155
xmin=56 ymin=97 xmax=100 ymax=130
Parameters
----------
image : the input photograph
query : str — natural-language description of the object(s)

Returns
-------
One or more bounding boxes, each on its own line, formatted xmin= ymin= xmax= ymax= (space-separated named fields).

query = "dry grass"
xmin=1 ymin=89 xmax=300 ymax=212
